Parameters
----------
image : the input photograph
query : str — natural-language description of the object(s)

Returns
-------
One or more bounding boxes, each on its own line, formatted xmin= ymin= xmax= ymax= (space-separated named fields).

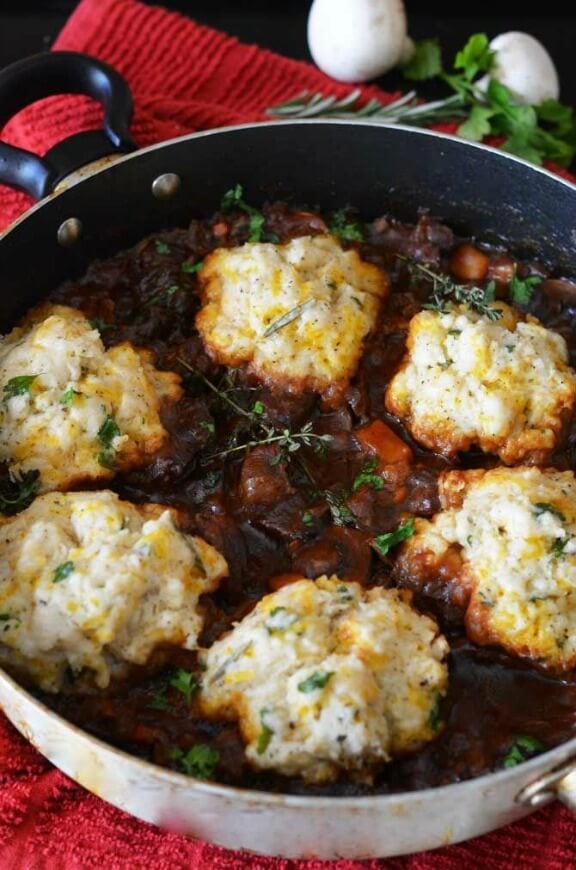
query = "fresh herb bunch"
xmin=267 ymin=33 xmax=576 ymax=168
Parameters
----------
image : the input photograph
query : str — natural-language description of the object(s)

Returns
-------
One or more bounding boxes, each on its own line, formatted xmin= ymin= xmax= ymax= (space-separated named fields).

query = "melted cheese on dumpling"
xmin=196 ymin=235 xmax=388 ymax=396
xmin=398 ymin=466 xmax=576 ymax=670
xmin=0 ymin=305 xmax=182 ymax=491
xmin=385 ymin=303 xmax=576 ymax=463
xmin=0 ymin=490 xmax=228 ymax=691
xmin=200 ymin=576 xmax=448 ymax=783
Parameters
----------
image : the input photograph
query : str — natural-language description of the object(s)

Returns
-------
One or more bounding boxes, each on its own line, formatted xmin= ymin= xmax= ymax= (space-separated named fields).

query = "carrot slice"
xmin=356 ymin=420 xmax=413 ymax=468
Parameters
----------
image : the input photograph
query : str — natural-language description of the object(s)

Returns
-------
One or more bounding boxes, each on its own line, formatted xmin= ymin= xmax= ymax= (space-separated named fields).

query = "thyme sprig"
xmin=177 ymin=358 xmax=332 ymax=464
xmin=405 ymin=259 xmax=501 ymax=321
xmin=213 ymin=422 xmax=332 ymax=463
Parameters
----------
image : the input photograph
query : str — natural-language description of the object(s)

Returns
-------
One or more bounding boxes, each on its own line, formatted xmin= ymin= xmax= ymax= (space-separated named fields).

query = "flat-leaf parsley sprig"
xmin=267 ymin=33 xmax=576 ymax=168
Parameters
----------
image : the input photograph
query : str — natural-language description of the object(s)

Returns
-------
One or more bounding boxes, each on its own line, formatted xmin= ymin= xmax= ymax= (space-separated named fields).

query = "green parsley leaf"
xmin=402 ymin=38 xmax=442 ymax=81
xmin=457 ymin=104 xmax=494 ymax=142
xmin=0 ymin=614 xmax=11 ymax=622
xmin=302 ymin=510 xmax=314 ymax=527
xmin=200 ymin=420 xmax=215 ymax=433
xmin=155 ymin=240 xmax=171 ymax=255
xmin=0 ymin=469 xmax=40 ymax=515
xmin=252 ymin=401 xmax=265 ymax=416
xmin=428 ymin=692 xmax=442 ymax=731
xmin=534 ymin=502 xmax=566 ymax=522
xmin=509 ymin=271 xmax=542 ymax=306
xmin=220 ymin=184 xmax=275 ymax=243
xmin=61 ymin=388 xmax=80 ymax=405
xmin=97 ymin=451 xmax=117 ymax=470
xmin=248 ymin=212 xmax=266 ymax=243
xmin=297 ymin=671 xmax=334 ymax=693
xmin=169 ymin=669 xmax=199 ymax=702
xmin=551 ymin=537 xmax=571 ymax=558
xmin=147 ymin=691 xmax=171 ymax=711
xmin=330 ymin=210 xmax=365 ymax=242
xmin=89 ymin=319 xmax=113 ymax=332
xmin=503 ymin=735 xmax=545 ymax=768
xmin=3 ymin=375 xmax=38 ymax=400
xmin=52 ymin=561 xmax=74 ymax=583
xmin=181 ymin=260 xmax=204 ymax=274
xmin=170 ymin=744 xmax=219 ymax=778
xmin=98 ymin=415 xmax=121 ymax=448
xmin=453 ymin=32 xmax=494 ymax=80
xmin=256 ymin=709 xmax=274 ymax=755
xmin=372 ymin=519 xmax=416 ymax=558
xmin=221 ymin=183 xmax=245 ymax=211
xmin=351 ymin=458 xmax=385 ymax=493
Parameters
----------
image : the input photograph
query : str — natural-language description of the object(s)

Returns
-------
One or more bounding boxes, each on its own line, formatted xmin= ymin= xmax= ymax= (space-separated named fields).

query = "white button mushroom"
xmin=307 ymin=0 xmax=411 ymax=83
xmin=482 ymin=32 xmax=560 ymax=105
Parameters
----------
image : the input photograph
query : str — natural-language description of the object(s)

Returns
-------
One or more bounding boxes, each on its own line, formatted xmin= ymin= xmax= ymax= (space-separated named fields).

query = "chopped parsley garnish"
xmin=0 ymin=469 xmax=40 ymax=515
xmin=147 ymin=691 xmax=170 ymax=711
xmin=266 ymin=607 xmax=299 ymax=634
xmin=200 ymin=420 xmax=215 ymax=433
xmin=251 ymin=401 xmax=265 ymax=416
xmin=329 ymin=209 xmax=365 ymax=242
xmin=98 ymin=415 xmax=121 ymax=447
xmin=502 ymin=735 xmax=545 ymax=768
xmin=372 ymin=519 xmax=416 ymax=558
xmin=3 ymin=375 xmax=38 ymax=400
xmin=402 ymin=38 xmax=442 ymax=81
xmin=181 ymin=260 xmax=204 ymax=274
xmin=220 ymin=183 xmax=278 ymax=243
xmin=170 ymin=744 xmax=219 ymax=778
xmin=256 ymin=709 xmax=274 ymax=754
xmin=155 ymin=240 xmax=171 ymax=255
xmin=89 ymin=319 xmax=113 ymax=332
xmin=351 ymin=458 xmax=385 ymax=494
xmin=302 ymin=510 xmax=314 ymax=526
xmin=534 ymin=502 xmax=566 ymax=522
xmin=551 ymin=537 xmax=571 ymax=559
xmin=508 ymin=271 xmax=542 ymax=306
xmin=61 ymin=388 xmax=80 ymax=405
xmin=97 ymin=451 xmax=117 ymax=470
xmin=52 ymin=561 xmax=75 ymax=583
xmin=169 ymin=669 xmax=199 ymax=702
xmin=297 ymin=671 xmax=334 ymax=693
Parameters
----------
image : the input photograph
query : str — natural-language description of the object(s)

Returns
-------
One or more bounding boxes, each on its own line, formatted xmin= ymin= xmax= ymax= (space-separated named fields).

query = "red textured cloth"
xmin=0 ymin=0 xmax=575 ymax=867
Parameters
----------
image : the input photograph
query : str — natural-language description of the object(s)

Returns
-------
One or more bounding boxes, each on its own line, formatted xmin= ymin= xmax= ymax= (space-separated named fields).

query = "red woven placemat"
xmin=0 ymin=1 xmax=575 ymax=867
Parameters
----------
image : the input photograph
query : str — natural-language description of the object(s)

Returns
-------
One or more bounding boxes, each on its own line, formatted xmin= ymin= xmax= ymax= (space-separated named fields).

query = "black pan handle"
xmin=0 ymin=51 xmax=136 ymax=200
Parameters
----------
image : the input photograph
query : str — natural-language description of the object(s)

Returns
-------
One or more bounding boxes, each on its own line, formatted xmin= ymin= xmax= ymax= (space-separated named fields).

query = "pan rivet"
xmin=57 ymin=218 xmax=83 ymax=247
xmin=152 ymin=173 xmax=182 ymax=199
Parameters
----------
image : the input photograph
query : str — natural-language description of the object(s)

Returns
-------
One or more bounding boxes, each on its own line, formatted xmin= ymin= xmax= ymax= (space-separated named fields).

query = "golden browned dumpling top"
xmin=0 ymin=305 xmax=182 ymax=492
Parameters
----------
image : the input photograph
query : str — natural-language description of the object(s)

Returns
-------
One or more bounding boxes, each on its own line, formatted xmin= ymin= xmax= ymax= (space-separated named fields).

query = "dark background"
xmin=1 ymin=2 xmax=575 ymax=107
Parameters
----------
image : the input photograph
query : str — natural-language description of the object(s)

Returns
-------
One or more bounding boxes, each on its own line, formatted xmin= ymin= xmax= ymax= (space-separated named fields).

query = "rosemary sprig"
xmin=405 ymin=259 xmax=502 ymax=321
xmin=267 ymin=89 xmax=465 ymax=128
xmin=262 ymin=299 xmax=315 ymax=338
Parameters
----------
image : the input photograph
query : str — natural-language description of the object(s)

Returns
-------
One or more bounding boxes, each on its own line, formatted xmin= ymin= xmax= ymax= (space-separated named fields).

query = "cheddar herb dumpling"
xmin=0 ymin=305 xmax=182 ymax=492
xmin=395 ymin=467 xmax=576 ymax=671
xmin=200 ymin=576 xmax=448 ymax=783
xmin=385 ymin=303 xmax=576 ymax=464
xmin=0 ymin=490 xmax=228 ymax=691
xmin=196 ymin=235 xmax=389 ymax=397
